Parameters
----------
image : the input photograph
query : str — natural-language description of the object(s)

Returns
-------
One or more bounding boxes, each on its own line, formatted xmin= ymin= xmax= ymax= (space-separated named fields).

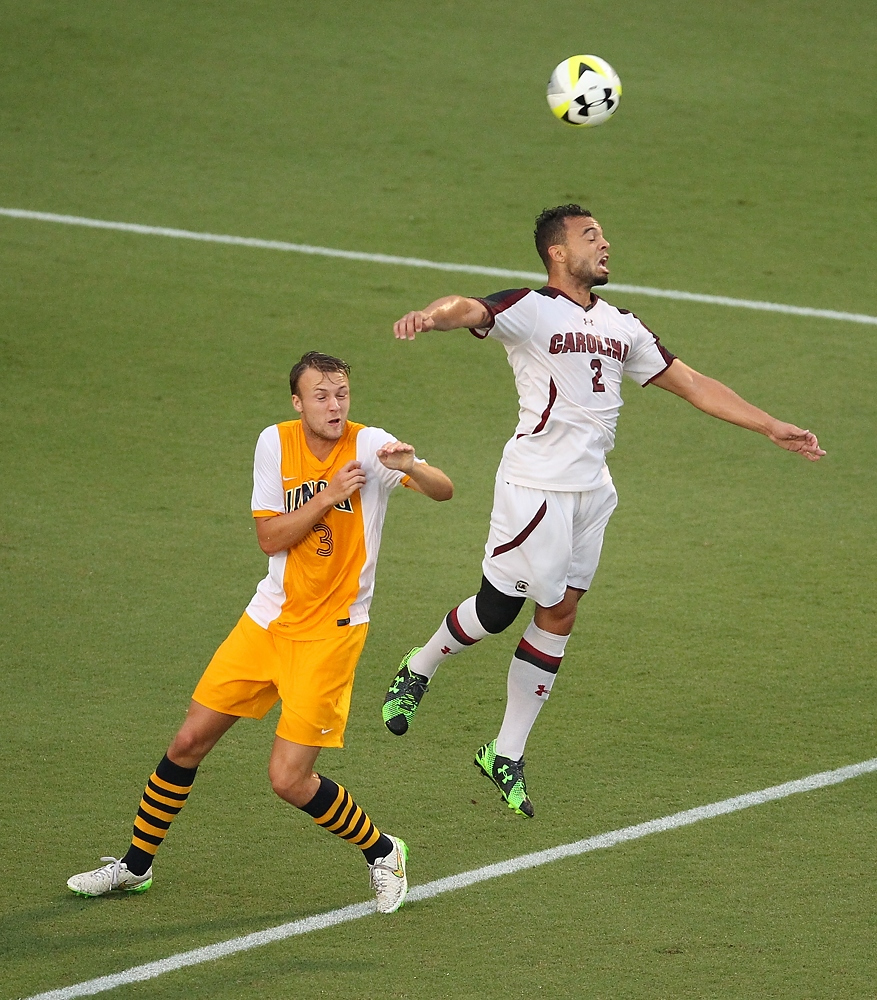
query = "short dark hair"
xmin=534 ymin=204 xmax=593 ymax=268
xmin=289 ymin=351 xmax=351 ymax=396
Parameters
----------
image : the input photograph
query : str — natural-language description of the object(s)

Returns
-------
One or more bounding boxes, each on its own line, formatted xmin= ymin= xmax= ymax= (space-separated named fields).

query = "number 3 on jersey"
xmin=313 ymin=523 xmax=334 ymax=556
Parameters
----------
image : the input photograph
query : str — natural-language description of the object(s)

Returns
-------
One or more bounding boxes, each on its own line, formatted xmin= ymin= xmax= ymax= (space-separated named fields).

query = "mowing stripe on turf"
xmin=22 ymin=756 xmax=877 ymax=1000
xmin=2 ymin=206 xmax=876 ymax=326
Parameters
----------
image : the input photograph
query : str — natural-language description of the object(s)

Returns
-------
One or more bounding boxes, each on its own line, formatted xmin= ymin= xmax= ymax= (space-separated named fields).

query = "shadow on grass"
xmin=1 ymin=891 xmax=372 ymax=964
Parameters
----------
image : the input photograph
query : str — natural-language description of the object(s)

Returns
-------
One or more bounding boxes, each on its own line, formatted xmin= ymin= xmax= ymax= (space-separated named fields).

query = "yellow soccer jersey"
xmin=246 ymin=419 xmax=412 ymax=640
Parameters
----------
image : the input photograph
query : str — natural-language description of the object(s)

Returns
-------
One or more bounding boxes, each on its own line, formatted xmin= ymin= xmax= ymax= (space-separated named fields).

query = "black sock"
xmin=300 ymin=775 xmax=393 ymax=864
xmin=121 ymin=754 xmax=198 ymax=876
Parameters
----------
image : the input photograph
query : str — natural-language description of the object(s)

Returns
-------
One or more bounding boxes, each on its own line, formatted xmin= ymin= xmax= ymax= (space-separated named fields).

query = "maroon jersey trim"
xmin=536 ymin=286 xmax=598 ymax=311
xmin=491 ymin=500 xmax=548 ymax=557
xmin=517 ymin=377 xmax=557 ymax=439
xmin=644 ymin=357 xmax=675 ymax=385
xmin=612 ymin=305 xmax=677 ymax=383
xmin=468 ymin=287 xmax=531 ymax=338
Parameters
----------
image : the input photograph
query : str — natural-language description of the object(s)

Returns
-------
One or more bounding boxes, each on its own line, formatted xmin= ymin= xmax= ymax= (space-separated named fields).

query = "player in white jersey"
xmin=382 ymin=204 xmax=825 ymax=818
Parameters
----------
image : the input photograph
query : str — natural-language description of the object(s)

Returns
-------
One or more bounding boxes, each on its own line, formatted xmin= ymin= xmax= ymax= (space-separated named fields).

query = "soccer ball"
xmin=547 ymin=54 xmax=622 ymax=127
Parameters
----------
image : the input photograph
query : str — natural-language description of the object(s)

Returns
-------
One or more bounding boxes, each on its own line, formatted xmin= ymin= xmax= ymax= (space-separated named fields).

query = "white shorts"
xmin=481 ymin=473 xmax=618 ymax=608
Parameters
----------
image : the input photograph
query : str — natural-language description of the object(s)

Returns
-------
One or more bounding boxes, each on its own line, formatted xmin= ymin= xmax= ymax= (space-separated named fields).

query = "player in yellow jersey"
xmin=67 ymin=352 xmax=453 ymax=913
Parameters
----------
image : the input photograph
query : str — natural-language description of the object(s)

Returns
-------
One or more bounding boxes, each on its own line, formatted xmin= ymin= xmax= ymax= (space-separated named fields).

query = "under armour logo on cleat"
xmin=441 ymin=646 xmax=451 ymax=655
xmin=535 ymin=684 xmax=548 ymax=697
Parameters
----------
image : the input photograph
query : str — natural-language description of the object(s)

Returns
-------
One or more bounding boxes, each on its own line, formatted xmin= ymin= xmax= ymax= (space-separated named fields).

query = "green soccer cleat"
xmin=382 ymin=648 xmax=429 ymax=735
xmin=474 ymin=740 xmax=534 ymax=817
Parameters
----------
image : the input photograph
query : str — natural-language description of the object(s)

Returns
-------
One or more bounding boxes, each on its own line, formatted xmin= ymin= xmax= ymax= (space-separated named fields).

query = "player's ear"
xmin=548 ymin=243 xmax=566 ymax=265
xmin=291 ymin=394 xmax=304 ymax=414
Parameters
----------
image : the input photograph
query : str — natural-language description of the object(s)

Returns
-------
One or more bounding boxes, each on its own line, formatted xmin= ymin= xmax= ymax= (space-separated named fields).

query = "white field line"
xmin=20 ymin=756 xmax=877 ymax=1000
xmin=2 ymin=206 xmax=876 ymax=326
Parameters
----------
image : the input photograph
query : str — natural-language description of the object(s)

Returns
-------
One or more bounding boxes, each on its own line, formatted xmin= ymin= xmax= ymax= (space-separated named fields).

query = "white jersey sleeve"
xmin=347 ymin=425 xmax=422 ymax=623
xmin=355 ymin=426 xmax=411 ymax=490
xmin=621 ymin=311 xmax=675 ymax=386
xmin=470 ymin=288 xmax=539 ymax=346
xmin=251 ymin=424 xmax=285 ymax=514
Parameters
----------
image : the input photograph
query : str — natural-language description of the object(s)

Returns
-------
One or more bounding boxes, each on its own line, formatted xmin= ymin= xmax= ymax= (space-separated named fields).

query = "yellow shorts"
xmin=191 ymin=613 xmax=368 ymax=748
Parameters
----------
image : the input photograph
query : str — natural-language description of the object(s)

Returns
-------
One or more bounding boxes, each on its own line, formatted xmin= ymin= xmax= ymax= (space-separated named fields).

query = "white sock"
xmin=495 ymin=621 xmax=569 ymax=760
xmin=408 ymin=596 xmax=489 ymax=680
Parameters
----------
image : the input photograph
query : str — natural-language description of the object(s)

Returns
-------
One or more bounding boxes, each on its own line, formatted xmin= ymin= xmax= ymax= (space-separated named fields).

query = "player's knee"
xmin=475 ymin=576 xmax=526 ymax=634
xmin=535 ymin=589 xmax=584 ymax=634
xmin=269 ymin=764 xmax=312 ymax=807
xmin=539 ymin=607 xmax=577 ymax=634
xmin=269 ymin=769 xmax=297 ymax=804
xmin=167 ymin=729 xmax=211 ymax=768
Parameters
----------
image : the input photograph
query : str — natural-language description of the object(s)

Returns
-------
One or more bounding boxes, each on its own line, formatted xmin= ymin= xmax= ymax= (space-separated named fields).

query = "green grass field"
xmin=2 ymin=2 xmax=875 ymax=998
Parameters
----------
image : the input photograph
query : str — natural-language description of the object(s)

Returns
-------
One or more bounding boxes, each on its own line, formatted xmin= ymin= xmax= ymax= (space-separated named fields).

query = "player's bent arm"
xmin=255 ymin=503 xmax=334 ymax=556
xmin=394 ymin=296 xmax=491 ymax=339
xmin=651 ymin=360 xmax=825 ymax=461
xmin=375 ymin=441 xmax=454 ymax=501
xmin=403 ymin=461 xmax=454 ymax=501
xmin=254 ymin=461 xmax=367 ymax=555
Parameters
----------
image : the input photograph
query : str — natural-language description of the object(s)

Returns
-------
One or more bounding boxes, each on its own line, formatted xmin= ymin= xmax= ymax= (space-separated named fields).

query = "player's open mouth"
xmin=598 ymin=256 xmax=609 ymax=272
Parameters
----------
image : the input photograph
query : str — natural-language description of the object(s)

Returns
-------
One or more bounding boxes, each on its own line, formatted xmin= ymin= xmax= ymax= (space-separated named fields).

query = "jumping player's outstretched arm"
xmin=394 ymin=296 xmax=490 ymax=339
xmin=651 ymin=360 xmax=826 ymax=461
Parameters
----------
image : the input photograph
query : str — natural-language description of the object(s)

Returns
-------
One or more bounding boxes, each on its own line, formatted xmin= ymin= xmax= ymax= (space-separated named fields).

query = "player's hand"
xmin=325 ymin=461 xmax=367 ymax=503
xmin=767 ymin=423 xmax=826 ymax=461
xmin=376 ymin=441 xmax=415 ymax=473
xmin=394 ymin=311 xmax=436 ymax=340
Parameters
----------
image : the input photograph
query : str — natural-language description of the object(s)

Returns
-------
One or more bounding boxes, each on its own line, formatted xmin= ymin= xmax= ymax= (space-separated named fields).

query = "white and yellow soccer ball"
xmin=547 ymin=54 xmax=622 ymax=127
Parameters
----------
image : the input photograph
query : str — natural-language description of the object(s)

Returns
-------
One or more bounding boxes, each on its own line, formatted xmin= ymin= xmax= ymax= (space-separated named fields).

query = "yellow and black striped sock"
xmin=121 ymin=754 xmax=197 ymax=875
xmin=301 ymin=775 xmax=392 ymax=865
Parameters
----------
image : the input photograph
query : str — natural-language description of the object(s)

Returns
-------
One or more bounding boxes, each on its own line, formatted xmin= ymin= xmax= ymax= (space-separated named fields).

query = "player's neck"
xmin=546 ymin=274 xmax=594 ymax=309
xmin=301 ymin=424 xmax=344 ymax=462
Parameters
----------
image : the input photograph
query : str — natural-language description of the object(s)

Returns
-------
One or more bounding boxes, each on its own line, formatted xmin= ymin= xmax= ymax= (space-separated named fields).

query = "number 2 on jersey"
xmin=590 ymin=358 xmax=606 ymax=393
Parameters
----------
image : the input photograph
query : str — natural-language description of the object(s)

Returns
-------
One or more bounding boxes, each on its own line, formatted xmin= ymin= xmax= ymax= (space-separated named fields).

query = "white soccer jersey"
xmin=471 ymin=287 xmax=675 ymax=491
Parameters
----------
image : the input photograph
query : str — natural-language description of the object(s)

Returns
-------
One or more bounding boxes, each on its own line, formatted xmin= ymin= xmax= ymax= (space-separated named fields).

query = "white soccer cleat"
xmin=66 ymin=857 xmax=153 ymax=897
xmin=368 ymin=835 xmax=409 ymax=914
